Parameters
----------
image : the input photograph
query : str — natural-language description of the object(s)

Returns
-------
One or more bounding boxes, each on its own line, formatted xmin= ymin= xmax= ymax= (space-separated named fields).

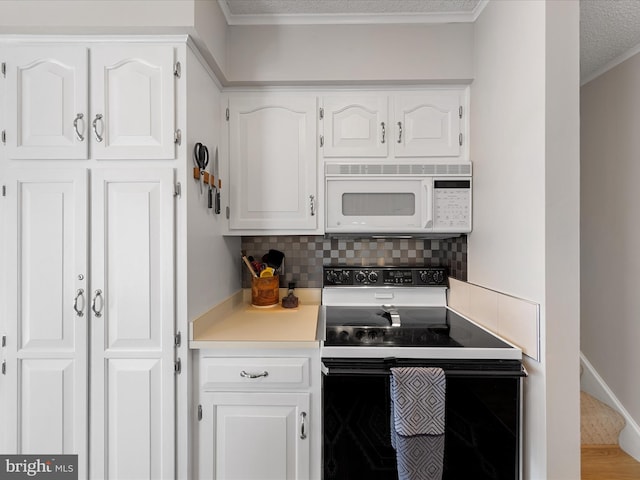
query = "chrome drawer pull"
xmin=300 ymin=412 xmax=307 ymax=440
xmin=92 ymin=114 xmax=104 ymax=142
xmin=73 ymin=288 xmax=85 ymax=317
xmin=240 ymin=370 xmax=268 ymax=379
xmin=73 ymin=113 xmax=85 ymax=141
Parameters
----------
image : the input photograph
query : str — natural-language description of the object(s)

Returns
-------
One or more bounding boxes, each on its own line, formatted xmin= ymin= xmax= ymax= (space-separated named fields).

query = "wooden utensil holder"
xmin=251 ymin=275 xmax=279 ymax=307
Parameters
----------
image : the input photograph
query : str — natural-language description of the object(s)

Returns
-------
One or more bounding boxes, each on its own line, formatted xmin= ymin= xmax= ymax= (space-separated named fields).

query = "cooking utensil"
xmin=241 ymin=250 xmax=258 ymax=278
xmin=214 ymin=146 xmax=221 ymax=214
xmin=266 ymin=249 xmax=285 ymax=270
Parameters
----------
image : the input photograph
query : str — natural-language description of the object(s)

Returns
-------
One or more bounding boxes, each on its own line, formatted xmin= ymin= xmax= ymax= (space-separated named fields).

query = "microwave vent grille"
xmin=326 ymin=163 xmax=472 ymax=176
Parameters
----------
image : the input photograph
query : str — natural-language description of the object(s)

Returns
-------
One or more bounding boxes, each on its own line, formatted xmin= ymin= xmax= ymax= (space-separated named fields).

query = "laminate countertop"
xmin=189 ymin=288 xmax=322 ymax=349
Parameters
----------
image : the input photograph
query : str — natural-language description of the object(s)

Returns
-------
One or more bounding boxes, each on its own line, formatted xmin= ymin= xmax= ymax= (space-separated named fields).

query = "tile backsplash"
xmin=241 ymin=235 xmax=467 ymax=288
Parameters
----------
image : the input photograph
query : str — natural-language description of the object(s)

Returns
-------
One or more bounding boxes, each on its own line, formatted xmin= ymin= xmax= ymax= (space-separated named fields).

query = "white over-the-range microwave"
xmin=325 ymin=163 xmax=472 ymax=236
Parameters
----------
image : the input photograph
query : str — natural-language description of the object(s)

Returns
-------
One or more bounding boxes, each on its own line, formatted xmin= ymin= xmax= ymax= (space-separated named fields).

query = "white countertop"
xmin=189 ymin=288 xmax=321 ymax=349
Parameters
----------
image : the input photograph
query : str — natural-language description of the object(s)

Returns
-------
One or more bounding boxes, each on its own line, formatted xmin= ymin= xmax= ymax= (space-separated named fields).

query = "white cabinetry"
xmin=4 ymin=44 xmax=175 ymax=160
xmin=321 ymin=90 xmax=466 ymax=160
xmin=198 ymin=352 xmax=320 ymax=480
xmin=2 ymin=168 xmax=175 ymax=479
xmin=227 ymin=95 xmax=320 ymax=233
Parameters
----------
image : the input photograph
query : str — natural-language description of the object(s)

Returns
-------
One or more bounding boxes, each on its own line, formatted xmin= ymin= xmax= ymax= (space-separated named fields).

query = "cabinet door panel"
xmin=106 ymin=358 xmax=164 ymax=480
xmin=5 ymin=46 xmax=88 ymax=159
xmin=394 ymin=92 xmax=462 ymax=157
xmin=90 ymin=45 xmax=175 ymax=159
xmin=322 ymin=96 xmax=388 ymax=157
xmin=200 ymin=392 xmax=310 ymax=480
xmin=229 ymin=96 xmax=317 ymax=231
xmin=3 ymin=169 xmax=88 ymax=477
xmin=90 ymin=168 xmax=175 ymax=479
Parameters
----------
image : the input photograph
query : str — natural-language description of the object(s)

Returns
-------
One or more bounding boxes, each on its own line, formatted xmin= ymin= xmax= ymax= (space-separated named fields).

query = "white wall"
xmin=581 ymin=52 xmax=640 ymax=428
xmin=226 ymin=23 xmax=473 ymax=84
xmin=470 ymin=1 xmax=580 ymax=478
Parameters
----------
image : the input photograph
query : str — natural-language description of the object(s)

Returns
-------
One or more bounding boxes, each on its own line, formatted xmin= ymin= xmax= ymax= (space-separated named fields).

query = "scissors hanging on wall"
xmin=193 ymin=142 xmax=209 ymax=194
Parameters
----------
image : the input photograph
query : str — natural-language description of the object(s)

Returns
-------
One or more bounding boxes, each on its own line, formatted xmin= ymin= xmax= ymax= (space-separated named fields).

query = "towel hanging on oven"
xmin=390 ymin=367 xmax=446 ymax=480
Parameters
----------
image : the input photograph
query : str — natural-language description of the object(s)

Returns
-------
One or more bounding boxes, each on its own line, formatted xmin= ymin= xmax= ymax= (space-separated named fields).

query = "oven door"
xmin=325 ymin=177 xmax=432 ymax=233
xmin=322 ymin=357 xmax=525 ymax=480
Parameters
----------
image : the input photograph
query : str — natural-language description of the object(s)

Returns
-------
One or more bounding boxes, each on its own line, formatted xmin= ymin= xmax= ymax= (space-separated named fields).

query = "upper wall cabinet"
xmin=3 ymin=44 xmax=176 ymax=160
xmin=321 ymin=89 xmax=467 ymax=161
xmin=227 ymin=94 xmax=320 ymax=233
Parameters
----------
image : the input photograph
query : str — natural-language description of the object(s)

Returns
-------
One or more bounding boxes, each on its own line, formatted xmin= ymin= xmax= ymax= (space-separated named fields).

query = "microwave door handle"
xmin=423 ymin=182 xmax=433 ymax=229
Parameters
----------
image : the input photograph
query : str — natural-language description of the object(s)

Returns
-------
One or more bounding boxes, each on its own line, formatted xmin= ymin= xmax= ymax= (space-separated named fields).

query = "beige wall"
xmin=581 ymin=52 xmax=640 ymax=428
xmin=226 ymin=23 xmax=473 ymax=84
xmin=471 ymin=1 xmax=580 ymax=478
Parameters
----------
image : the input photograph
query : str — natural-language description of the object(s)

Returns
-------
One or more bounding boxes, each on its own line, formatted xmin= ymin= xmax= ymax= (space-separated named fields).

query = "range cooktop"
xmin=324 ymin=306 xmax=512 ymax=349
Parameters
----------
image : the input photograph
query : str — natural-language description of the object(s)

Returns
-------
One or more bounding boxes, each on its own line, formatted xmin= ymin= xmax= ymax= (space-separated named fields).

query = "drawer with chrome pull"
xmin=200 ymin=357 xmax=310 ymax=391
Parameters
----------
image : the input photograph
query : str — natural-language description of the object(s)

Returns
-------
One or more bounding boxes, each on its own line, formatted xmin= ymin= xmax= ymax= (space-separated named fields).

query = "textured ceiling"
xmin=580 ymin=0 xmax=640 ymax=81
xmin=223 ymin=0 xmax=640 ymax=83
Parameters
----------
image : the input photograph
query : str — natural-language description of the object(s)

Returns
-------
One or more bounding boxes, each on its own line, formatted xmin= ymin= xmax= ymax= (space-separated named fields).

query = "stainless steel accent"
xmin=459 ymin=133 xmax=463 ymax=146
xmin=1 ymin=335 xmax=5 ymax=347
xmin=78 ymin=274 xmax=84 ymax=280
xmin=310 ymin=195 xmax=316 ymax=216
xmin=174 ymin=129 xmax=182 ymax=145
xmin=2 ymin=186 xmax=6 ymax=197
xmin=73 ymin=288 xmax=85 ymax=317
xmin=459 ymin=105 xmax=463 ymax=119
xmin=174 ymin=331 xmax=182 ymax=347
xmin=1 ymin=130 xmax=6 ymax=144
xmin=240 ymin=370 xmax=269 ymax=379
xmin=319 ymin=107 xmax=324 ymax=119
xmin=226 ymin=107 xmax=230 ymax=121
xmin=91 ymin=289 xmax=103 ymax=318
xmin=1 ymin=62 xmax=5 ymax=77
xmin=397 ymin=121 xmax=403 ymax=143
xmin=175 ymin=358 xmax=182 ymax=374
xmin=92 ymin=114 xmax=104 ymax=142
xmin=320 ymin=135 xmax=324 ymax=147
xmin=382 ymin=304 xmax=401 ymax=327
xmin=73 ymin=113 xmax=85 ymax=141
xmin=198 ymin=404 xmax=203 ymax=421
xmin=226 ymin=206 xmax=230 ymax=219
xmin=174 ymin=182 xmax=182 ymax=198
xmin=1 ymin=361 xmax=5 ymax=375
xmin=174 ymin=61 xmax=181 ymax=78
xmin=381 ymin=122 xmax=386 ymax=144
xmin=300 ymin=412 xmax=307 ymax=440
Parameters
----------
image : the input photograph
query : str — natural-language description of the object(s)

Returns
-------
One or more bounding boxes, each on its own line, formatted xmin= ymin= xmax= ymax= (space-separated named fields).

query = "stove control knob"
xmin=368 ymin=330 xmax=378 ymax=340
xmin=419 ymin=271 xmax=430 ymax=284
xmin=325 ymin=271 xmax=337 ymax=284
xmin=355 ymin=330 xmax=366 ymax=340
xmin=367 ymin=271 xmax=379 ymax=283
xmin=354 ymin=271 xmax=367 ymax=284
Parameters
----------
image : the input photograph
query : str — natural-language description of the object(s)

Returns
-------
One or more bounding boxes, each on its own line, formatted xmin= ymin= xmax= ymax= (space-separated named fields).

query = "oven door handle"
xmin=321 ymin=363 xmax=527 ymax=378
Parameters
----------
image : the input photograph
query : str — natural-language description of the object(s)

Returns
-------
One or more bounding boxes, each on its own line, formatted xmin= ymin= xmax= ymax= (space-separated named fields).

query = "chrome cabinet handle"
xmin=91 ymin=289 xmax=103 ymax=318
xmin=381 ymin=122 xmax=386 ymax=144
xmin=73 ymin=288 xmax=85 ymax=317
xmin=73 ymin=113 xmax=85 ymax=141
xmin=92 ymin=114 xmax=104 ymax=143
xmin=397 ymin=121 xmax=403 ymax=143
xmin=240 ymin=370 xmax=268 ymax=379
xmin=309 ymin=195 xmax=316 ymax=216
xmin=300 ymin=412 xmax=307 ymax=440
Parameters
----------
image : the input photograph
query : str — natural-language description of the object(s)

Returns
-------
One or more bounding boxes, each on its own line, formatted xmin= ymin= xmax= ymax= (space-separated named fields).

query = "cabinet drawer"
xmin=201 ymin=357 xmax=310 ymax=390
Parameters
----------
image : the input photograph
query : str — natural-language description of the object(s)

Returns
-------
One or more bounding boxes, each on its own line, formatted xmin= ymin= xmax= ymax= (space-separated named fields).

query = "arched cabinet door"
xmin=5 ymin=46 xmax=89 ymax=160
xmin=89 ymin=45 xmax=175 ymax=160
xmin=393 ymin=91 xmax=463 ymax=158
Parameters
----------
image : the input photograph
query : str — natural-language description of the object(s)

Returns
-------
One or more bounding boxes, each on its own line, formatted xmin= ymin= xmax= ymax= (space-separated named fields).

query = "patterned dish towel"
xmin=390 ymin=367 xmax=446 ymax=480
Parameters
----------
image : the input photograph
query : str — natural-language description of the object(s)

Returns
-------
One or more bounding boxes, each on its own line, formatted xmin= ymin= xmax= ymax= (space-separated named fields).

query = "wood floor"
xmin=582 ymin=445 xmax=640 ymax=479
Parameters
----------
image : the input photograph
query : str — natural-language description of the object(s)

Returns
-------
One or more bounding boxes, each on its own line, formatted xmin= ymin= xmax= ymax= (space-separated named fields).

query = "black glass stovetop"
xmin=324 ymin=306 xmax=512 ymax=349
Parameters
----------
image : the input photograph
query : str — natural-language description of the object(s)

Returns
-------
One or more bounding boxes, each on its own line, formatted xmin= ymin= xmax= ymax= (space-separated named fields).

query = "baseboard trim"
xmin=580 ymin=352 xmax=640 ymax=461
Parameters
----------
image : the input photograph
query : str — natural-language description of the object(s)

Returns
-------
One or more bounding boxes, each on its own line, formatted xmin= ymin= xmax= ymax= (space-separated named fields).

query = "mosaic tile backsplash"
xmin=241 ymin=235 xmax=467 ymax=288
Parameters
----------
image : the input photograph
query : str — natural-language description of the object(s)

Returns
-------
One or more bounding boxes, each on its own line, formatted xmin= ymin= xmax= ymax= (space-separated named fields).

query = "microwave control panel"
xmin=433 ymin=180 xmax=472 ymax=231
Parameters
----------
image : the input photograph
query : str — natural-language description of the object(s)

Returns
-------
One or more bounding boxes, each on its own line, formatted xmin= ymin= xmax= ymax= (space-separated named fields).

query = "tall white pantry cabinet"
xmin=0 ymin=36 xmax=213 ymax=479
